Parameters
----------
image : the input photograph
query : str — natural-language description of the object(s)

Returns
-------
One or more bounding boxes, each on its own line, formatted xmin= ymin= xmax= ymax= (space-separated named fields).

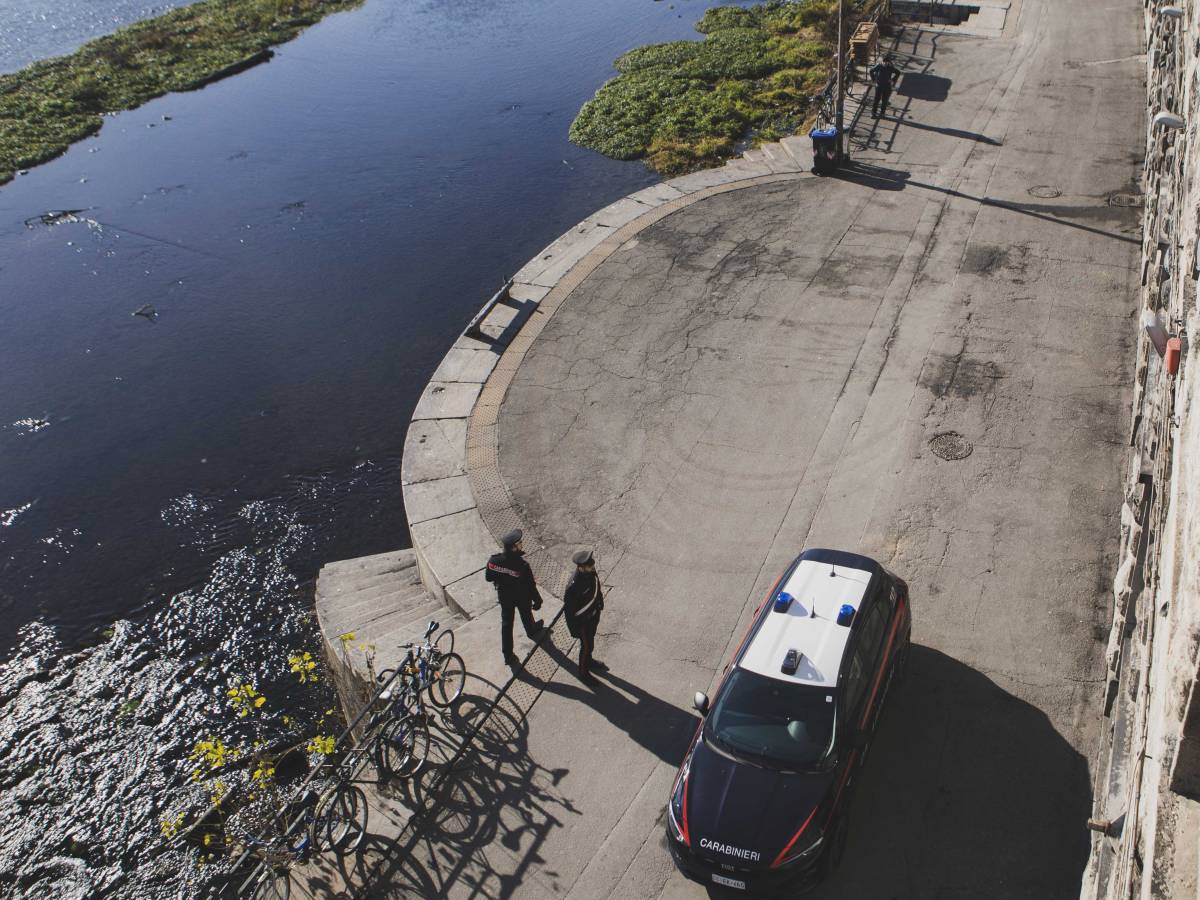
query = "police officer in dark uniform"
xmin=563 ymin=549 xmax=604 ymax=684
xmin=485 ymin=528 xmax=544 ymax=667
xmin=869 ymin=54 xmax=901 ymax=119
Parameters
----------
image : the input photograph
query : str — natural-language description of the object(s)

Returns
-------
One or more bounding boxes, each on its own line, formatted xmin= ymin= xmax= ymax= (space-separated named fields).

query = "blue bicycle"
xmin=242 ymin=770 xmax=369 ymax=899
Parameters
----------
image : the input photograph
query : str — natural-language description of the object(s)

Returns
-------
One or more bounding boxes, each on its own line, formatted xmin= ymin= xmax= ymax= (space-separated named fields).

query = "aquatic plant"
xmin=160 ymin=645 xmax=344 ymax=878
xmin=570 ymin=0 xmax=877 ymax=175
xmin=0 ymin=0 xmax=364 ymax=185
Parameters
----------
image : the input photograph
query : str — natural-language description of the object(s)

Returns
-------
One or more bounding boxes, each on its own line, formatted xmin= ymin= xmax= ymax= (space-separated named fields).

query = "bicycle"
xmin=369 ymin=621 xmax=464 ymax=780
xmin=408 ymin=619 xmax=466 ymax=709
xmin=239 ymin=763 xmax=370 ymax=897
xmin=369 ymin=683 xmax=430 ymax=781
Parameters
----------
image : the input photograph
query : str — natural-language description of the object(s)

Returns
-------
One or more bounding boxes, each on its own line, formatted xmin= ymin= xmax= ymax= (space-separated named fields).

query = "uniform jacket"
xmin=485 ymin=550 xmax=542 ymax=609
xmin=869 ymin=61 xmax=899 ymax=89
xmin=563 ymin=570 xmax=604 ymax=636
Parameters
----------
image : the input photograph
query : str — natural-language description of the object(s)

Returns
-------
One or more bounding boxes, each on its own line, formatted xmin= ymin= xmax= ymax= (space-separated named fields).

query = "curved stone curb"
xmin=401 ymin=139 xmax=817 ymax=616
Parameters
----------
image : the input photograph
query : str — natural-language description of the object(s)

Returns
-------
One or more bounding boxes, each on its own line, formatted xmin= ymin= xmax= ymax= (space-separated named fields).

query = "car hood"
xmin=686 ymin=738 xmax=833 ymax=867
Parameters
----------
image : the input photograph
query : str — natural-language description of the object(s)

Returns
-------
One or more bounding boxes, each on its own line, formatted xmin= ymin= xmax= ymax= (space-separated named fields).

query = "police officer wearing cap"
xmin=563 ymin=549 xmax=604 ymax=684
xmin=869 ymin=54 xmax=901 ymax=119
xmin=485 ymin=528 xmax=545 ymax=667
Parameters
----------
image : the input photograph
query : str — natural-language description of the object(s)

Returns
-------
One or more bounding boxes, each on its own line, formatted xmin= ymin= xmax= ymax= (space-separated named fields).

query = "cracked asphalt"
xmin=387 ymin=0 xmax=1147 ymax=897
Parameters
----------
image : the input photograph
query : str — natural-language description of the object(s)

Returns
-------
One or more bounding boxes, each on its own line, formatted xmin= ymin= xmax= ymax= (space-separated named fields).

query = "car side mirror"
xmin=693 ymin=692 xmax=710 ymax=716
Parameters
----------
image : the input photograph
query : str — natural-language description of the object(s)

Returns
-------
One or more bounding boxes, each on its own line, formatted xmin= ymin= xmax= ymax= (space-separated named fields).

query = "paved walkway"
xmin=305 ymin=0 xmax=1146 ymax=896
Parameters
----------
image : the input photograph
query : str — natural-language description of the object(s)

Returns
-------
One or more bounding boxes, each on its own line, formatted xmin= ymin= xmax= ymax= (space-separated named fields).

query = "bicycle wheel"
xmin=250 ymin=866 xmax=290 ymax=900
xmin=434 ymin=628 xmax=455 ymax=657
xmin=309 ymin=783 xmax=368 ymax=856
xmin=374 ymin=714 xmax=429 ymax=780
xmin=427 ymin=651 xmax=465 ymax=707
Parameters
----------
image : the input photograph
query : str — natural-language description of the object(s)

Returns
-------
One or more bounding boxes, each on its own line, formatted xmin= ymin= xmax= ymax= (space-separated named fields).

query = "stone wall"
xmin=1085 ymin=2 xmax=1200 ymax=897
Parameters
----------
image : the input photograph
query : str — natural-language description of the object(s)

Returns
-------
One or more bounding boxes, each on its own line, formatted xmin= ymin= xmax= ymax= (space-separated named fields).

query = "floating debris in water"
xmin=24 ymin=210 xmax=106 ymax=237
xmin=12 ymin=416 xmax=50 ymax=434
xmin=1 ymin=501 xmax=34 ymax=526
xmin=25 ymin=209 xmax=85 ymax=228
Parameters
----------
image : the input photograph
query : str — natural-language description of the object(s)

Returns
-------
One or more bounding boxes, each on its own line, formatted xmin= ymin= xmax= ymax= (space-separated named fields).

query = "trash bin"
xmin=809 ymin=125 xmax=840 ymax=174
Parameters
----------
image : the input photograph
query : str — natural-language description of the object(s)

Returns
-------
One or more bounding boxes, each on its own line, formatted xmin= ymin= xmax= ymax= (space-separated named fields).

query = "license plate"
xmin=711 ymin=874 xmax=746 ymax=890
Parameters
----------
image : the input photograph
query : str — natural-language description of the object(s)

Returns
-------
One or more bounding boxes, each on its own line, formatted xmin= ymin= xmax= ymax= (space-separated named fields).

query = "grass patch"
xmin=571 ymin=0 xmax=875 ymax=175
xmin=0 ymin=0 xmax=363 ymax=186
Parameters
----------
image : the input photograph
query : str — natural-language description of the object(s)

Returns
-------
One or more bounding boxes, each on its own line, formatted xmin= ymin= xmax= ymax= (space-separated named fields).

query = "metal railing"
xmin=810 ymin=0 xmax=893 ymax=128
xmin=221 ymin=661 xmax=409 ymax=896
xmin=214 ymin=609 xmax=567 ymax=896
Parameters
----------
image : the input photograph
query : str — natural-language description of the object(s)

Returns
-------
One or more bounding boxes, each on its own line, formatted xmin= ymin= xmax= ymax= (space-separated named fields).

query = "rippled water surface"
xmin=0 ymin=0 xmax=748 ymax=893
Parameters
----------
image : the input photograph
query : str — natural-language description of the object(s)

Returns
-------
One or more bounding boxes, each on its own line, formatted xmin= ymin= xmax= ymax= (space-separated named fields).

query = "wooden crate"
xmin=849 ymin=22 xmax=879 ymax=64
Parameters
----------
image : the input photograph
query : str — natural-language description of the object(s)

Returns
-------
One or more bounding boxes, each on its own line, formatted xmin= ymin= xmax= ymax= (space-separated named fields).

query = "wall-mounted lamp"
xmin=1154 ymin=111 xmax=1186 ymax=130
xmin=1144 ymin=308 xmax=1169 ymax=356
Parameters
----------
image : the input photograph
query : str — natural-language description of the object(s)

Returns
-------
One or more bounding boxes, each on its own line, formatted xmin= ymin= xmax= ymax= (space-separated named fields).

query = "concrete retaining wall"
xmin=1084 ymin=3 xmax=1200 ymax=896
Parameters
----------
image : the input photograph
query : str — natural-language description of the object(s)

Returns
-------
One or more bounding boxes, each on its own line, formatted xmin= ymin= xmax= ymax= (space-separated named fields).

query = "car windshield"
xmin=705 ymin=668 xmax=836 ymax=770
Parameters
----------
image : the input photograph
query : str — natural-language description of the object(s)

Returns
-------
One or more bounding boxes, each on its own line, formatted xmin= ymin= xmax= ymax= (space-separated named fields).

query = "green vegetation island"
xmin=570 ymin=0 xmax=881 ymax=175
xmin=0 ymin=0 xmax=361 ymax=186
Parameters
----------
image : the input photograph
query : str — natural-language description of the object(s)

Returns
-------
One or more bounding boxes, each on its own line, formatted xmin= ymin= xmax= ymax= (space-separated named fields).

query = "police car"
xmin=666 ymin=548 xmax=911 ymax=894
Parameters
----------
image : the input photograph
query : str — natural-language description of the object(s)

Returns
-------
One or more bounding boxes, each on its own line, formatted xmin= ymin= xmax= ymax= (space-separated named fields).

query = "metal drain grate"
xmin=929 ymin=431 xmax=974 ymax=460
xmin=1107 ymin=192 xmax=1143 ymax=208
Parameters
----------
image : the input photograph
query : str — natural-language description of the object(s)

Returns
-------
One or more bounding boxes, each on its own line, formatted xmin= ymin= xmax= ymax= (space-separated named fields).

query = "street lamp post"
xmin=835 ymin=0 xmax=846 ymax=163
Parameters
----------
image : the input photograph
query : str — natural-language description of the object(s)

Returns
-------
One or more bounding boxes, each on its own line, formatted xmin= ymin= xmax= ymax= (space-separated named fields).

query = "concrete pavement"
xmin=315 ymin=0 xmax=1146 ymax=896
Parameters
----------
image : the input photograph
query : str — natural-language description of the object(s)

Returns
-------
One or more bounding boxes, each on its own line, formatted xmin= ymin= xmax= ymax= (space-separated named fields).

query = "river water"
xmin=0 ymin=0 xmax=748 ymax=895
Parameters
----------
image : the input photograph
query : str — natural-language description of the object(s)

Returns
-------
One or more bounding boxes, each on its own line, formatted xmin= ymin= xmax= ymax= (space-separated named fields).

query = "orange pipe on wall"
xmin=1166 ymin=337 xmax=1182 ymax=376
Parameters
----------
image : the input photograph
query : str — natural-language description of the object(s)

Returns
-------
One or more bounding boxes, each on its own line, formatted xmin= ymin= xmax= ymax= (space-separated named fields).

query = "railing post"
xmin=836 ymin=0 xmax=846 ymax=161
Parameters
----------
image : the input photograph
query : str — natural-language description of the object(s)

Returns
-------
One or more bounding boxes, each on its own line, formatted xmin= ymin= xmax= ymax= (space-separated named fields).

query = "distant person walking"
xmin=485 ymin=529 xmax=544 ymax=668
xmin=869 ymin=54 xmax=900 ymax=119
xmin=563 ymin=549 xmax=604 ymax=685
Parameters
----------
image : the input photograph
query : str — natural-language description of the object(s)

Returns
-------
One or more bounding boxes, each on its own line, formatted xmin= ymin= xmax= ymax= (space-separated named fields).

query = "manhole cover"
xmin=929 ymin=431 xmax=974 ymax=461
xmin=1108 ymin=192 xmax=1143 ymax=208
xmin=1028 ymin=185 xmax=1062 ymax=199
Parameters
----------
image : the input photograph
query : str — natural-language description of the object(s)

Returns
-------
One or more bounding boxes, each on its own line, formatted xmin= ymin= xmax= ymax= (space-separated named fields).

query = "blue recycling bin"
xmin=809 ymin=125 xmax=840 ymax=174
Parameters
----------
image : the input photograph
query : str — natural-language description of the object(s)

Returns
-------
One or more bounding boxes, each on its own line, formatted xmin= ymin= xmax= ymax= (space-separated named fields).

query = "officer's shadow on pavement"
xmin=515 ymin=637 xmax=698 ymax=767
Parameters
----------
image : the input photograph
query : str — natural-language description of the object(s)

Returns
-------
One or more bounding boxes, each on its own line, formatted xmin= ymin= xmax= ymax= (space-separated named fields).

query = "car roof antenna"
xmin=830 ymin=562 xmax=837 ymax=578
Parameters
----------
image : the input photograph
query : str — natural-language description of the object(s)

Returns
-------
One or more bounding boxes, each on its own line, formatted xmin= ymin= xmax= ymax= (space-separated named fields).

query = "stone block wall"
xmin=1085 ymin=2 xmax=1200 ymax=897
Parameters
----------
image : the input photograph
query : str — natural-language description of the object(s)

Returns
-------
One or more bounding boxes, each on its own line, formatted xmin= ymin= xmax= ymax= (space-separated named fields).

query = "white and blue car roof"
xmin=736 ymin=550 xmax=883 ymax=689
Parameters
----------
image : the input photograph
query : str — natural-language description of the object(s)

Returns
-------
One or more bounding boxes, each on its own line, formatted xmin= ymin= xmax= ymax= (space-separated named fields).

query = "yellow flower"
xmin=288 ymin=651 xmax=319 ymax=684
xmin=252 ymin=764 xmax=276 ymax=787
xmin=160 ymin=810 xmax=185 ymax=838
xmin=306 ymin=734 xmax=335 ymax=756
xmin=190 ymin=738 xmax=239 ymax=771
xmin=226 ymin=682 xmax=266 ymax=717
